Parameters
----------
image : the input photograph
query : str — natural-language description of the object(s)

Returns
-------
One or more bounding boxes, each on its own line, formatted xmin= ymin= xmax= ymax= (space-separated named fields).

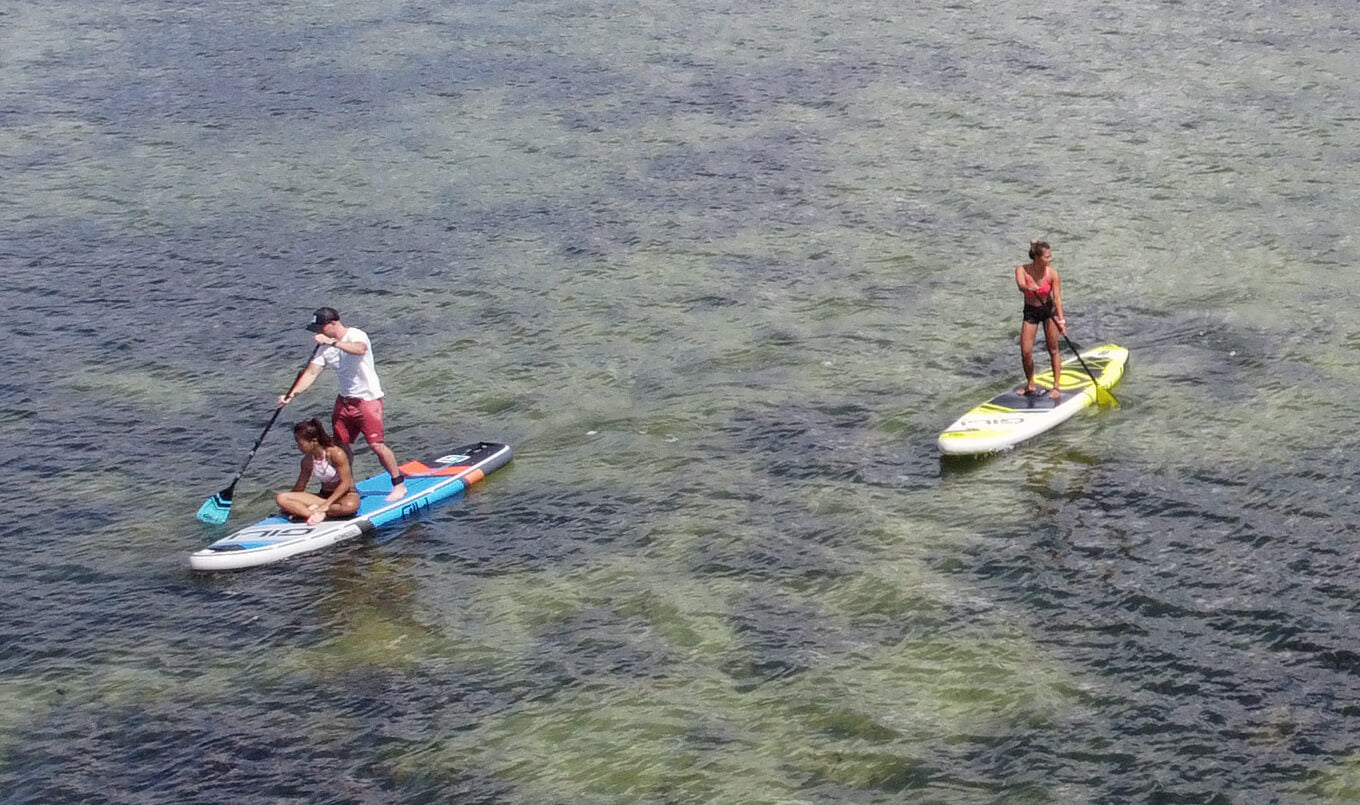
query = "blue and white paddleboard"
xmin=189 ymin=441 xmax=512 ymax=571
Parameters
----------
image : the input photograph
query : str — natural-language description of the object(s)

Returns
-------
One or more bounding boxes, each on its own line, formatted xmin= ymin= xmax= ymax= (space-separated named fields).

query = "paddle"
xmin=196 ymin=345 xmax=322 ymax=524
xmin=1061 ymin=333 xmax=1118 ymax=406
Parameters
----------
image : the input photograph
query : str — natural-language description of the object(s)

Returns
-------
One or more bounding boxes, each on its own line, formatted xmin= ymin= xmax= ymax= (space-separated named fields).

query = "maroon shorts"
xmin=332 ymin=396 xmax=385 ymax=446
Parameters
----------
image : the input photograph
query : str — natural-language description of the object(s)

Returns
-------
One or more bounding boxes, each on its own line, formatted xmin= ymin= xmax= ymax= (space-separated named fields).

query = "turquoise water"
xmin=5 ymin=0 xmax=1360 ymax=801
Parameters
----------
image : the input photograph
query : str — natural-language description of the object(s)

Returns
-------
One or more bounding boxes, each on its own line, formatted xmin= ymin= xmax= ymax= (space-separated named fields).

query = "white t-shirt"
xmin=311 ymin=326 xmax=385 ymax=400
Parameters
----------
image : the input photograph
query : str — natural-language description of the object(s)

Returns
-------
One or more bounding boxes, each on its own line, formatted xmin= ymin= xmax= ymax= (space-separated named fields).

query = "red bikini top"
xmin=1024 ymin=266 xmax=1052 ymax=305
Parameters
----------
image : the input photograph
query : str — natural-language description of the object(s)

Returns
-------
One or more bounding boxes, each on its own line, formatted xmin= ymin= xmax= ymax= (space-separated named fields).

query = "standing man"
xmin=279 ymin=307 xmax=408 ymax=502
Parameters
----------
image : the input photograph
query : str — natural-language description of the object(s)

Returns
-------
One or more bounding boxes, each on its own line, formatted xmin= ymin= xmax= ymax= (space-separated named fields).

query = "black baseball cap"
xmin=305 ymin=307 xmax=340 ymax=332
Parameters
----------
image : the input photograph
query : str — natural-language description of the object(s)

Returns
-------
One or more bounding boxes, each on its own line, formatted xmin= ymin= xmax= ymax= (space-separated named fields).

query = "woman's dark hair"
xmin=1028 ymin=239 xmax=1051 ymax=259
xmin=294 ymin=418 xmax=334 ymax=448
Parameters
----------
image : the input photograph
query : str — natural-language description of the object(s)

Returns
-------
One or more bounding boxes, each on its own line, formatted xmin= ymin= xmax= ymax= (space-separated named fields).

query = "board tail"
xmin=196 ymin=491 xmax=234 ymax=525
xmin=1063 ymin=335 xmax=1119 ymax=406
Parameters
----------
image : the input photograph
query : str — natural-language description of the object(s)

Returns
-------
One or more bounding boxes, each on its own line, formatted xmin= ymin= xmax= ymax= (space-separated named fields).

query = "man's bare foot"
xmin=1049 ymin=387 xmax=1062 ymax=400
xmin=1016 ymin=384 xmax=1038 ymax=396
xmin=385 ymin=482 xmax=407 ymax=502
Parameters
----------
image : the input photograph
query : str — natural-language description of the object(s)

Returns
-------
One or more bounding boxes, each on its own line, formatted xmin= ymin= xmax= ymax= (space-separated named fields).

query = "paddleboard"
xmin=189 ymin=441 xmax=512 ymax=571
xmin=938 ymin=344 xmax=1127 ymax=456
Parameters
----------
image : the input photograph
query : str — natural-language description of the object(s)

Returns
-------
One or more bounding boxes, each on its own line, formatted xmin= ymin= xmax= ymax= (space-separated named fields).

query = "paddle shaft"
xmin=221 ymin=344 xmax=322 ymax=496
xmin=1061 ymin=333 xmax=1117 ymax=405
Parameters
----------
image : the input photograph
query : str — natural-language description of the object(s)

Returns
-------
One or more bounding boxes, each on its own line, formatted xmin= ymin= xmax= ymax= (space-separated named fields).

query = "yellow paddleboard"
xmin=938 ymin=344 xmax=1127 ymax=455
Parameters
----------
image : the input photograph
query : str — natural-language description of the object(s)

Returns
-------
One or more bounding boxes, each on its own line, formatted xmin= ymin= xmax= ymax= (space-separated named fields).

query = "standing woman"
xmin=276 ymin=418 xmax=360 ymax=525
xmin=1016 ymin=240 xmax=1067 ymax=399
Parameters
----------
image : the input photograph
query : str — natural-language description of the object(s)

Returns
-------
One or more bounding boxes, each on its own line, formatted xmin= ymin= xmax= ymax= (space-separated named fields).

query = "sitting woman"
xmin=276 ymin=418 xmax=360 ymax=525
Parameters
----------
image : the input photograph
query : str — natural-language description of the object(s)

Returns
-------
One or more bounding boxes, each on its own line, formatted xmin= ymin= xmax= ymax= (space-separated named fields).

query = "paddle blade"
xmin=196 ymin=490 xmax=234 ymax=525
xmin=1095 ymin=384 xmax=1119 ymax=407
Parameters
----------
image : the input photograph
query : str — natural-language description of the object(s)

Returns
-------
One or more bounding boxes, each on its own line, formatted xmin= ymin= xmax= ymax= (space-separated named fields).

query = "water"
xmin=4 ymin=0 xmax=1360 ymax=801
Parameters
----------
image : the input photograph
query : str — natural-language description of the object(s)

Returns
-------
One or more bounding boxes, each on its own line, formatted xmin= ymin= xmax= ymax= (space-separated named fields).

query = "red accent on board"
xmin=398 ymin=460 xmax=473 ymax=477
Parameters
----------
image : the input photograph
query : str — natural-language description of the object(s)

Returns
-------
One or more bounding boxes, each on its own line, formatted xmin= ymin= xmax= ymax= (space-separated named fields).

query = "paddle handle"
xmin=224 ymin=344 xmax=323 ymax=488
xmin=224 ymin=405 xmax=286 ymax=489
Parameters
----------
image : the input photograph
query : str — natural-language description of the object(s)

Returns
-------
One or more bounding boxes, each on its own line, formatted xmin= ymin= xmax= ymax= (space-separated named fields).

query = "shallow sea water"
xmin=4 ymin=0 xmax=1360 ymax=801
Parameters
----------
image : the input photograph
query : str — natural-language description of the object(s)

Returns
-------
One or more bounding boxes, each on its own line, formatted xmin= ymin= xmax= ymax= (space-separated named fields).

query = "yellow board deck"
xmin=937 ymin=344 xmax=1128 ymax=455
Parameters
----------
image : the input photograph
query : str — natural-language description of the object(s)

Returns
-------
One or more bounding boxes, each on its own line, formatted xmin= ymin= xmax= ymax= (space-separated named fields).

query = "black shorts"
xmin=1022 ymin=300 xmax=1056 ymax=324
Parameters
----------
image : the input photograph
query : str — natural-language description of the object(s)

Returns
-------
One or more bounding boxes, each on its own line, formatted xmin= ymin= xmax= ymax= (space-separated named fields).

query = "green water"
xmin=4 ymin=0 xmax=1360 ymax=801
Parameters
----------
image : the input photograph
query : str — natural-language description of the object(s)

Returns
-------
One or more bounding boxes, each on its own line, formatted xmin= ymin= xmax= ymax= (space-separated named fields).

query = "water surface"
xmin=4 ymin=0 xmax=1360 ymax=801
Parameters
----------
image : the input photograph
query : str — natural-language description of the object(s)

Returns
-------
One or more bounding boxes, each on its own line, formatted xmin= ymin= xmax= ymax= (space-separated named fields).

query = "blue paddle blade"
xmin=197 ymin=493 xmax=233 ymax=525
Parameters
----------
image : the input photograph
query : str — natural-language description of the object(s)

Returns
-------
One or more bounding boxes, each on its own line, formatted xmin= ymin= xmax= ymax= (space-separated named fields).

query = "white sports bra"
xmin=310 ymin=452 xmax=340 ymax=489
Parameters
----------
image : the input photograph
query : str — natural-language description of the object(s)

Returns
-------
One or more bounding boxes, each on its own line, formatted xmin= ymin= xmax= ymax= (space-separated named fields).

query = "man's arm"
xmin=279 ymin=362 xmax=324 ymax=406
xmin=316 ymin=332 xmax=368 ymax=355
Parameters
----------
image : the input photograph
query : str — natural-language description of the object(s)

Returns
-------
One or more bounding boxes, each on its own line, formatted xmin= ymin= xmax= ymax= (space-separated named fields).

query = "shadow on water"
xmin=939 ymin=441 xmax=1107 ymax=480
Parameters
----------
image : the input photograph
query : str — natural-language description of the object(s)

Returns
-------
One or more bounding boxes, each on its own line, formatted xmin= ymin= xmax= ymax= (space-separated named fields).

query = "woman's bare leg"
xmin=1043 ymin=319 xmax=1062 ymax=399
xmin=1018 ymin=320 xmax=1039 ymax=394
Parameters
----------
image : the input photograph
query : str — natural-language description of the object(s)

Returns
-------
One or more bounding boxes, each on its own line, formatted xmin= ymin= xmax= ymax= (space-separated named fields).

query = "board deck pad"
xmin=189 ymin=441 xmax=511 ymax=571
xmin=937 ymin=345 xmax=1127 ymax=456
xmin=989 ymin=387 xmax=1081 ymax=409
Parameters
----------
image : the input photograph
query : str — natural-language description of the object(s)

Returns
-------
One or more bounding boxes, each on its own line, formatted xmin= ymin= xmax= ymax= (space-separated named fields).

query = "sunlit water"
xmin=4 ymin=0 xmax=1360 ymax=801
